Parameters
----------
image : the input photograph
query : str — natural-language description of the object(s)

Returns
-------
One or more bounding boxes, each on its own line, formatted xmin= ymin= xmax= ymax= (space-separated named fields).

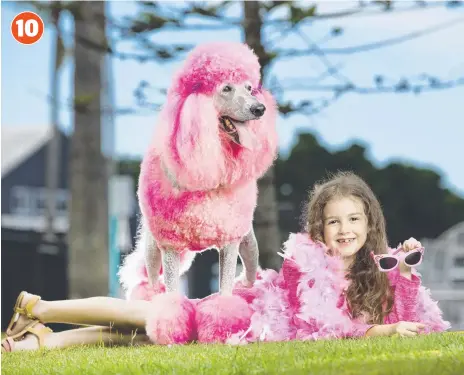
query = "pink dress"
xmin=228 ymin=233 xmax=450 ymax=344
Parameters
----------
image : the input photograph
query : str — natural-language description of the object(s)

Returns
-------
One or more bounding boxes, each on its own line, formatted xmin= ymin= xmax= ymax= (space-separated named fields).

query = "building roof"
xmin=439 ymin=221 xmax=464 ymax=240
xmin=1 ymin=126 xmax=53 ymax=178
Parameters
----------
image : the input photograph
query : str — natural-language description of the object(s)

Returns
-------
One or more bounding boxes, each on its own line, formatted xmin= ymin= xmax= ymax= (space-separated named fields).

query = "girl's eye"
xmin=328 ymin=220 xmax=337 ymax=225
xmin=350 ymin=217 xmax=359 ymax=222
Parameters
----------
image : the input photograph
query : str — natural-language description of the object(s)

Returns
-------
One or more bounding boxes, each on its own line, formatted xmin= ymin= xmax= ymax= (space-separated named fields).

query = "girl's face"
xmin=323 ymin=196 xmax=368 ymax=263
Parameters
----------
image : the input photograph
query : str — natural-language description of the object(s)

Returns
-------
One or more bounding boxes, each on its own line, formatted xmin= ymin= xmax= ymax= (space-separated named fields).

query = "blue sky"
xmin=2 ymin=1 xmax=464 ymax=197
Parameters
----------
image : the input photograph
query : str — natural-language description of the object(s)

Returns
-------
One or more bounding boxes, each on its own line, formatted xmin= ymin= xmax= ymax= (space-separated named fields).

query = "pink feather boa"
xmin=143 ymin=233 xmax=450 ymax=345
xmin=230 ymin=233 xmax=450 ymax=344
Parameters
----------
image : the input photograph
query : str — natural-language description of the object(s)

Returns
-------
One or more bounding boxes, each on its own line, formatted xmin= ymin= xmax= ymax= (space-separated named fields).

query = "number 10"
xmin=15 ymin=19 xmax=39 ymax=37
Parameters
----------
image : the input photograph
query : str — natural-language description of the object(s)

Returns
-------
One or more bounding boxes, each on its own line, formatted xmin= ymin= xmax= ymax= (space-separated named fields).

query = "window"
xmin=9 ymin=186 xmax=69 ymax=216
xmin=55 ymin=190 xmax=69 ymax=216
xmin=33 ymin=188 xmax=47 ymax=215
xmin=454 ymin=257 xmax=464 ymax=268
xmin=10 ymin=186 xmax=31 ymax=215
xmin=452 ymin=279 xmax=464 ymax=288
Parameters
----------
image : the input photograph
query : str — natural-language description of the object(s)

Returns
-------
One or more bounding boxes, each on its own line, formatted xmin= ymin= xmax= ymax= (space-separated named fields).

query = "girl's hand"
xmin=402 ymin=237 xmax=422 ymax=252
xmin=399 ymin=237 xmax=422 ymax=276
xmin=392 ymin=321 xmax=425 ymax=337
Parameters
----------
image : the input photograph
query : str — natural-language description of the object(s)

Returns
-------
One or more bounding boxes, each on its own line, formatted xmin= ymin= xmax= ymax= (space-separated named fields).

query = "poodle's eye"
xmin=222 ymin=85 xmax=232 ymax=93
xmin=246 ymin=85 xmax=252 ymax=92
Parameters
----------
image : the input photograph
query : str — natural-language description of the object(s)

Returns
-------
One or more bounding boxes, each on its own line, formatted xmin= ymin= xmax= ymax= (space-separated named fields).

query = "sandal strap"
xmin=25 ymin=321 xmax=53 ymax=348
xmin=15 ymin=295 xmax=41 ymax=319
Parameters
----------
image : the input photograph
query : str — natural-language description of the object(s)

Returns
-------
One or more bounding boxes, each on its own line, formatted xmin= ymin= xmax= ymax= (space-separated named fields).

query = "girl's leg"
xmin=5 ymin=325 xmax=152 ymax=352
xmin=35 ymin=296 xmax=150 ymax=329
xmin=8 ymin=292 xmax=151 ymax=338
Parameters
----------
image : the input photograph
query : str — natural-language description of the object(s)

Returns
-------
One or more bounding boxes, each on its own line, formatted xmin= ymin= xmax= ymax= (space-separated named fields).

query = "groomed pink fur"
xmin=135 ymin=41 xmax=278 ymax=254
xmin=145 ymin=292 xmax=197 ymax=345
xmin=196 ymin=294 xmax=252 ymax=344
xmin=127 ymin=281 xmax=166 ymax=301
xmin=170 ymin=41 xmax=261 ymax=98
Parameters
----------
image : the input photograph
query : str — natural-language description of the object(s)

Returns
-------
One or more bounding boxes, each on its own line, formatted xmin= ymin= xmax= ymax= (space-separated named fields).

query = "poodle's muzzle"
xmin=216 ymin=83 xmax=266 ymax=148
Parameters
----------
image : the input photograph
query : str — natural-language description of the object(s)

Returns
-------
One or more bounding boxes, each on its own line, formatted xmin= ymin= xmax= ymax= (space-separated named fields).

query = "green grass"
xmin=2 ymin=332 xmax=463 ymax=375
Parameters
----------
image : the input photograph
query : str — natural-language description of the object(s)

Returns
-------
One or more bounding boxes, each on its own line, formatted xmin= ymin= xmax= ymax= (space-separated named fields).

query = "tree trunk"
xmin=243 ymin=1 xmax=282 ymax=270
xmin=44 ymin=3 xmax=62 ymax=244
xmin=69 ymin=1 xmax=109 ymax=298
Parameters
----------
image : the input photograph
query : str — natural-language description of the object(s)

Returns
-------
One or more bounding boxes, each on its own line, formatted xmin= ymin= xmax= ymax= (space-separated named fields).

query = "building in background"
xmin=419 ymin=222 xmax=464 ymax=330
xmin=1 ymin=126 xmax=69 ymax=330
xmin=1 ymin=125 xmax=138 ymax=330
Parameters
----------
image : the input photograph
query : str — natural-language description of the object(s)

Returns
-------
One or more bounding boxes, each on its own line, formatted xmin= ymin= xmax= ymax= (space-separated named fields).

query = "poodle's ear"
xmin=245 ymin=88 xmax=278 ymax=177
xmin=171 ymin=93 xmax=225 ymax=190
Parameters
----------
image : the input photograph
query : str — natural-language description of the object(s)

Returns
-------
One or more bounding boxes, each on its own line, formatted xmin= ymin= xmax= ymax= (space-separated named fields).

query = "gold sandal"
xmin=2 ymin=322 xmax=52 ymax=353
xmin=6 ymin=291 xmax=52 ymax=339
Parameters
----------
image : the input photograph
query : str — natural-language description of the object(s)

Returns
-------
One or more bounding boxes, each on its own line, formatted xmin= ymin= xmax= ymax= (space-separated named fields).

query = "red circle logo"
xmin=11 ymin=12 xmax=44 ymax=45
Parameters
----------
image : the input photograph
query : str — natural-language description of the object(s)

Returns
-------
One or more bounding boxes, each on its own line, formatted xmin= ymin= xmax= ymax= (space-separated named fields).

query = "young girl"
xmin=225 ymin=171 xmax=450 ymax=343
xmin=1 ymin=172 xmax=449 ymax=352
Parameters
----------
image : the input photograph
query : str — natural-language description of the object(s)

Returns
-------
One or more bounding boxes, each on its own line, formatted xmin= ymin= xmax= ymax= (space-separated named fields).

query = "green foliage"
xmin=129 ymin=13 xmax=179 ymax=33
xmin=2 ymin=333 xmax=463 ymax=375
xmin=275 ymin=132 xmax=464 ymax=245
xmin=289 ymin=4 xmax=317 ymax=25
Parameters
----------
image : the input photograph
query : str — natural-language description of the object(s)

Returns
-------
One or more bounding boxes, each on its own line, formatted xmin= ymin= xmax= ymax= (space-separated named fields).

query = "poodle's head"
xmin=170 ymin=41 xmax=267 ymax=148
xmin=155 ymin=42 xmax=278 ymax=191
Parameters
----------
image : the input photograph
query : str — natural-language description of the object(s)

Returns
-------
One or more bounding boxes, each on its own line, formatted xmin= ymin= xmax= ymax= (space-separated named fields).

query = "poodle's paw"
xmin=145 ymin=292 xmax=197 ymax=345
xmin=196 ymin=294 xmax=252 ymax=344
xmin=127 ymin=280 xmax=166 ymax=301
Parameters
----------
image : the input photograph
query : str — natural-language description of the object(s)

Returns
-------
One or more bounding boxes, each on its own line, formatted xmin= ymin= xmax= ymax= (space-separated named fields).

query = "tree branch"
xmin=273 ymin=76 xmax=464 ymax=95
xmin=275 ymin=16 xmax=464 ymax=57
xmin=292 ymin=26 xmax=352 ymax=85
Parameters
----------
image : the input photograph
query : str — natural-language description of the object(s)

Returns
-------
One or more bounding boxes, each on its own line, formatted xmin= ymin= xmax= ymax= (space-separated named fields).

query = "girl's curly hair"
xmin=302 ymin=171 xmax=394 ymax=324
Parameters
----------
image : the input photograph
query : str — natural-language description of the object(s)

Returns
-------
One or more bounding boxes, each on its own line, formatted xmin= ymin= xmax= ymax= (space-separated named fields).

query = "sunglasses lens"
xmin=405 ymin=251 xmax=422 ymax=266
xmin=379 ymin=257 xmax=398 ymax=270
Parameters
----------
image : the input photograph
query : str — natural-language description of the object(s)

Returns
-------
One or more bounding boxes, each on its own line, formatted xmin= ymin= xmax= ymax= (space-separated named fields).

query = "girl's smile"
xmin=323 ymin=196 xmax=368 ymax=265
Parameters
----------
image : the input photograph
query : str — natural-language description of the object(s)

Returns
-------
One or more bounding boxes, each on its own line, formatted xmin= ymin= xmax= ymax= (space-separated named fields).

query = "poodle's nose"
xmin=250 ymin=104 xmax=266 ymax=117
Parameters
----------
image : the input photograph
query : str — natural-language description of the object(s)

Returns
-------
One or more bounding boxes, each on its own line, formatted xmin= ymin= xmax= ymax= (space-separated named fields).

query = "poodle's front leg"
xmin=238 ymin=228 xmax=259 ymax=287
xmin=163 ymin=249 xmax=181 ymax=292
xmin=144 ymin=236 xmax=162 ymax=287
xmin=219 ymin=242 xmax=240 ymax=295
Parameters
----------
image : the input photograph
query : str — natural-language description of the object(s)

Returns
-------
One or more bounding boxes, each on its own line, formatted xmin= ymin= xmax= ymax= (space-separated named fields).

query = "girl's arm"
xmin=365 ymin=321 xmax=425 ymax=337
xmin=386 ymin=239 xmax=450 ymax=332
xmin=383 ymin=273 xmax=450 ymax=333
xmin=344 ymin=268 xmax=422 ymax=338
xmin=384 ymin=268 xmax=421 ymax=324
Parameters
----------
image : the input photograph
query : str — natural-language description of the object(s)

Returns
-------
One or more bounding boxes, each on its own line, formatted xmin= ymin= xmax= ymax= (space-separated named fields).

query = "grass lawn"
xmin=2 ymin=332 xmax=463 ymax=375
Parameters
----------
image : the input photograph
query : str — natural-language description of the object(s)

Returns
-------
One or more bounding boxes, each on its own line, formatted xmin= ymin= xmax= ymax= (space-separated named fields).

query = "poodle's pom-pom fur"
xmin=146 ymin=292 xmax=197 ymax=345
xmin=172 ymin=41 xmax=261 ymax=98
xmin=196 ymin=294 xmax=252 ymax=344
xmin=126 ymin=280 xmax=166 ymax=301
